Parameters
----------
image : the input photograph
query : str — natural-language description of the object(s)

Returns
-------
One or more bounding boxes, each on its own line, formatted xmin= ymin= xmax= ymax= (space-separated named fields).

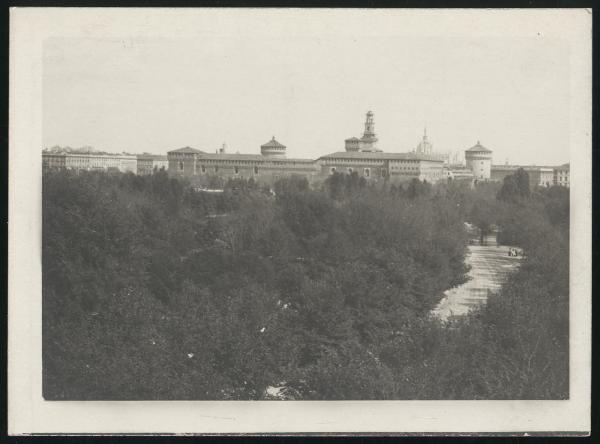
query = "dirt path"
xmin=431 ymin=238 xmax=521 ymax=322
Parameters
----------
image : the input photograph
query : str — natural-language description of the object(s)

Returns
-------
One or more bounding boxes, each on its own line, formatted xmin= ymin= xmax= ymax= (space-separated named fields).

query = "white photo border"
xmin=8 ymin=7 xmax=592 ymax=435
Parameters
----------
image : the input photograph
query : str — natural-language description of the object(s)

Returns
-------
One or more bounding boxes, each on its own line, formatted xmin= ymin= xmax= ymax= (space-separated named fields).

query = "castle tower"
xmin=344 ymin=111 xmax=383 ymax=152
xmin=358 ymin=110 xmax=380 ymax=152
xmin=261 ymin=136 xmax=286 ymax=158
xmin=344 ymin=137 xmax=360 ymax=152
xmin=364 ymin=111 xmax=376 ymax=138
xmin=465 ymin=140 xmax=493 ymax=180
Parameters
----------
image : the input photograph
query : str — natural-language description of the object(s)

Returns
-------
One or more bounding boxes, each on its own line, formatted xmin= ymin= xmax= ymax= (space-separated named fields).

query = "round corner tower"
xmin=465 ymin=140 xmax=493 ymax=180
xmin=261 ymin=136 xmax=286 ymax=158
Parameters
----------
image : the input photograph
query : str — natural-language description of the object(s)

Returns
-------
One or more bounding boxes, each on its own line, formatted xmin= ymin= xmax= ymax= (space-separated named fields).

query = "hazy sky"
xmin=43 ymin=14 xmax=572 ymax=165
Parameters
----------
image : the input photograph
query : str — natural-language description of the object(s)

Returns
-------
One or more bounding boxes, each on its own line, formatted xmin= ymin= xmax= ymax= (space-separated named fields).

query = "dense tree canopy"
xmin=497 ymin=168 xmax=531 ymax=203
xmin=43 ymin=170 xmax=569 ymax=399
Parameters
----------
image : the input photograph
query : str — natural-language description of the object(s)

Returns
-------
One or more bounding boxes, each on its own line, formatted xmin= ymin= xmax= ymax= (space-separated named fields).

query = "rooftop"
xmin=491 ymin=164 xmax=554 ymax=171
xmin=261 ymin=137 xmax=286 ymax=148
xmin=137 ymin=154 xmax=168 ymax=160
xmin=168 ymin=146 xmax=205 ymax=154
xmin=42 ymin=151 xmax=136 ymax=158
xmin=319 ymin=151 xmax=444 ymax=162
xmin=197 ymin=153 xmax=314 ymax=163
xmin=466 ymin=141 xmax=492 ymax=153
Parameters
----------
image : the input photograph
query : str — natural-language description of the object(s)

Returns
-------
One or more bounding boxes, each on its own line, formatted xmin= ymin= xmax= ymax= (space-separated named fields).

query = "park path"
xmin=431 ymin=233 xmax=521 ymax=322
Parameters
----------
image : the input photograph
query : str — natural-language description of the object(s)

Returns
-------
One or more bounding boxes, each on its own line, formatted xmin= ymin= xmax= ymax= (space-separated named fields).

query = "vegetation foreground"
xmin=42 ymin=170 xmax=569 ymax=399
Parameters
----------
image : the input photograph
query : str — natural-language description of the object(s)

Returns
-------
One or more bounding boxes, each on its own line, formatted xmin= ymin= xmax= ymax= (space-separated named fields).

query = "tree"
xmin=497 ymin=168 xmax=530 ymax=203
xmin=42 ymin=167 xmax=568 ymax=400
xmin=469 ymin=199 xmax=496 ymax=245
xmin=514 ymin=168 xmax=530 ymax=198
xmin=324 ymin=171 xmax=366 ymax=200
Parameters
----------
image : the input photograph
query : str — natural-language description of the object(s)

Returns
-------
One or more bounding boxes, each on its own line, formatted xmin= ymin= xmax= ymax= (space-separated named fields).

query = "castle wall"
xmin=318 ymin=156 xmax=445 ymax=184
xmin=168 ymin=153 xmax=320 ymax=187
xmin=318 ymin=157 xmax=385 ymax=180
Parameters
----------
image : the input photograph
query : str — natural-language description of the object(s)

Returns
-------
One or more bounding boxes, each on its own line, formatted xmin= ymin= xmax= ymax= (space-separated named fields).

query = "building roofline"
xmin=167 ymin=146 xmax=205 ymax=154
xmin=318 ymin=151 xmax=445 ymax=161
xmin=491 ymin=165 xmax=554 ymax=171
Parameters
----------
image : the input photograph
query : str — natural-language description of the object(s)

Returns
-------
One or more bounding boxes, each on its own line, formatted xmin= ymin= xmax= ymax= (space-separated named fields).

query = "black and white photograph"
xmin=8 ymin=7 xmax=591 ymax=435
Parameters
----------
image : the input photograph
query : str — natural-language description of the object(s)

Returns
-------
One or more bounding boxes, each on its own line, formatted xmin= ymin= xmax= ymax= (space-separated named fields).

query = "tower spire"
xmin=416 ymin=125 xmax=433 ymax=155
xmin=363 ymin=110 xmax=375 ymax=137
xmin=358 ymin=110 xmax=379 ymax=152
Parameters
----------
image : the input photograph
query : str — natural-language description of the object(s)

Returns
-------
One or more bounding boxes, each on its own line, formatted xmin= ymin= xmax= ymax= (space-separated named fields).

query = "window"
xmin=215 ymin=166 xmax=219 ymax=172
xmin=364 ymin=168 xmax=370 ymax=177
xmin=179 ymin=161 xmax=184 ymax=171
xmin=201 ymin=165 xmax=206 ymax=173
xmin=381 ymin=169 xmax=387 ymax=177
xmin=234 ymin=166 xmax=239 ymax=175
xmin=254 ymin=166 xmax=259 ymax=175
xmin=330 ymin=167 xmax=336 ymax=174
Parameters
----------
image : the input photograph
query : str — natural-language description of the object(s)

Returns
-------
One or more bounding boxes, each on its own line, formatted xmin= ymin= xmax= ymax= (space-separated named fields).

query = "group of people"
xmin=508 ymin=248 xmax=521 ymax=257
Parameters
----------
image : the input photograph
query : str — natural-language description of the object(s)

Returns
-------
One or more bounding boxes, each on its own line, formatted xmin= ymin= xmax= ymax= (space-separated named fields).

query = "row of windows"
xmin=178 ymin=161 xmax=312 ymax=174
xmin=329 ymin=167 xmax=445 ymax=178
xmin=177 ymin=161 xmax=440 ymax=179
xmin=329 ymin=158 xmax=422 ymax=164
xmin=331 ymin=167 xmax=380 ymax=178
xmin=326 ymin=159 xmax=383 ymax=165
xmin=391 ymin=165 xmax=419 ymax=171
xmin=173 ymin=157 xmax=311 ymax=167
xmin=179 ymin=161 xmax=273 ymax=176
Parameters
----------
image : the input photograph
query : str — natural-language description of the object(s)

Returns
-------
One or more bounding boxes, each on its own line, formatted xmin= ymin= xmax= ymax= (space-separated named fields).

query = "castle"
xmin=168 ymin=112 xmax=448 ymax=187
xmin=42 ymin=111 xmax=570 ymax=188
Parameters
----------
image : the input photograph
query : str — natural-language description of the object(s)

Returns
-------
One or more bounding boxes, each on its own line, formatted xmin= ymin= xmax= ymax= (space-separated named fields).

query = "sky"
xmin=42 ymin=12 xmax=572 ymax=166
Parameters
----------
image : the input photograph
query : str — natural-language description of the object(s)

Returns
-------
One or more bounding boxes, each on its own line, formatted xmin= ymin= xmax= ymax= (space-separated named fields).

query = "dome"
xmin=466 ymin=140 xmax=492 ymax=153
xmin=261 ymin=136 xmax=286 ymax=157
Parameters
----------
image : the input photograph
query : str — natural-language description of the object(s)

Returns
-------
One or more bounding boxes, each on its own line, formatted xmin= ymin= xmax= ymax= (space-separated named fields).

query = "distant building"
xmin=42 ymin=152 xmax=66 ymax=171
xmin=553 ymin=163 xmax=570 ymax=187
xmin=444 ymin=164 xmax=475 ymax=183
xmin=344 ymin=111 xmax=382 ymax=152
xmin=42 ymin=151 xmax=137 ymax=174
xmin=465 ymin=141 xmax=493 ymax=180
xmin=136 ymin=154 xmax=168 ymax=175
xmin=490 ymin=165 xmax=554 ymax=187
xmin=167 ymin=140 xmax=319 ymax=187
xmin=322 ymin=118 xmax=445 ymax=183
xmin=168 ymin=112 xmax=447 ymax=186
xmin=168 ymin=146 xmax=206 ymax=177
xmin=318 ymin=151 xmax=445 ymax=184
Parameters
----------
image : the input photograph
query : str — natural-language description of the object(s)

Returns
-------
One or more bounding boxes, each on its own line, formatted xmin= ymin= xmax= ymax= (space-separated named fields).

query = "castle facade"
xmin=168 ymin=141 xmax=320 ymax=187
xmin=42 ymin=111 xmax=569 ymax=189
xmin=167 ymin=112 xmax=446 ymax=187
